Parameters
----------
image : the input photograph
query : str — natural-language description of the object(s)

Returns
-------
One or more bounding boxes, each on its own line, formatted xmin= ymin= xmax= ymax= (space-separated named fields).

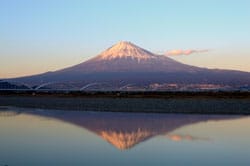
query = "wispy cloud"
xmin=165 ymin=49 xmax=209 ymax=56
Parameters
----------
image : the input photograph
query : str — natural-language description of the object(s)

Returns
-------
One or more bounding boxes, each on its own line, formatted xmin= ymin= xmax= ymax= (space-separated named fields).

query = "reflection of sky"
xmin=0 ymin=109 xmax=250 ymax=165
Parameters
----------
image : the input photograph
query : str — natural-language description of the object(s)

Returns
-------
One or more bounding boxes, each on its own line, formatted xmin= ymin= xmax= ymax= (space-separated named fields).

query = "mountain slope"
xmin=10 ymin=41 xmax=250 ymax=87
xmin=59 ymin=41 xmax=200 ymax=73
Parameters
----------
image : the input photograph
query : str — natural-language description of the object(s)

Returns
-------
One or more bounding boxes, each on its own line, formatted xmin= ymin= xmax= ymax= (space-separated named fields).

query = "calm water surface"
xmin=0 ymin=107 xmax=250 ymax=166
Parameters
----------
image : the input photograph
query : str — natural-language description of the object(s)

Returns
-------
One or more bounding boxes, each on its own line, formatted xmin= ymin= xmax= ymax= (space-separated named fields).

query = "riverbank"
xmin=0 ymin=93 xmax=250 ymax=114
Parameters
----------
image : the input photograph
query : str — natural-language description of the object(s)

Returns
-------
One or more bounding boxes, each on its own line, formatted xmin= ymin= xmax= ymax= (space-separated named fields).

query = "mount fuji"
xmin=10 ymin=41 xmax=250 ymax=87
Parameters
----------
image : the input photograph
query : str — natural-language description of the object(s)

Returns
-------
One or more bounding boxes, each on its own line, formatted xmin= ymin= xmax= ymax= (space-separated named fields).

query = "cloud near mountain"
xmin=165 ymin=49 xmax=209 ymax=56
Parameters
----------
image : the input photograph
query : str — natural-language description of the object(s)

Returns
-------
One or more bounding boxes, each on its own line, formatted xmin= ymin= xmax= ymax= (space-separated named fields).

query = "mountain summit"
xmin=11 ymin=41 xmax=250 ymax=88
xmin=95 ymin=41 xmax=157 ymax=61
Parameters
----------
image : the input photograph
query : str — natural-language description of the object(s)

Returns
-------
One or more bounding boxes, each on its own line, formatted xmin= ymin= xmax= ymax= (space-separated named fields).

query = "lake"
xmin=0 ymin=107 xmax=250 ymax=165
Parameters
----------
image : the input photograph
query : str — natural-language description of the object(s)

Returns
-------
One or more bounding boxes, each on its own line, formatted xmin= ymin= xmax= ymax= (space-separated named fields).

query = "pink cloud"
xmin=165 ymin=49 xmax=209 ymax=56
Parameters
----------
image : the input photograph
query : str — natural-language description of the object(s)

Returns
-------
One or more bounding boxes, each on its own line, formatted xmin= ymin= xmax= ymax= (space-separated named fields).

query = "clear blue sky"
xmin=1 ymin=0 xmax=250 ymax=78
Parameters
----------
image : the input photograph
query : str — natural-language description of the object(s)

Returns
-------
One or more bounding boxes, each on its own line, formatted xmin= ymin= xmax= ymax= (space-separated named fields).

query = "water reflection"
xmin=165 ymin=134 xmax=210 ymax=142
xmin=0 ymin=107 xmax=21 ymax=117
xmin=2 ymin=107 xmax=241 ymax=150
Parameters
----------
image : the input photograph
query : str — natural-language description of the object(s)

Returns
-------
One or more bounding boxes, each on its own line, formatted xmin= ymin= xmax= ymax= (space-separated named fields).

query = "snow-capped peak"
xmin=96 ymin=41 xmax=158 ymax=61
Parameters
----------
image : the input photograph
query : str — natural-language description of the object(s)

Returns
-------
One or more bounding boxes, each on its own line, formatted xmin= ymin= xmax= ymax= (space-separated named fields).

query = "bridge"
xmin=0 ymin=80 xmax=135 ymax=92
xmin=34 ymin=82 xmax=78 ymax=90
xmin=80 ymin=82 xmax=112 ymax=91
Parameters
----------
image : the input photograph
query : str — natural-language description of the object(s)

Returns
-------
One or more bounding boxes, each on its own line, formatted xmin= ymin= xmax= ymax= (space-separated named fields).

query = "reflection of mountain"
xmin=19 ymin=109 xmax=240 ymax=150
xmin=100 ymin=128 xmax=153 ymax=150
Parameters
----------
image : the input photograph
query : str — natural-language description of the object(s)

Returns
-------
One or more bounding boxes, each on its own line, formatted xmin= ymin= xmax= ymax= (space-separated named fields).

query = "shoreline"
xmin=1 ymin=90 xmax=250 ymax=98
xmin=0 ymin=93 xmax=250 ymax=115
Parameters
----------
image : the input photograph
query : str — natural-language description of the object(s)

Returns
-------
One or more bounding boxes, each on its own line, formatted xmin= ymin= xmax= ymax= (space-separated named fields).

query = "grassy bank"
xmin=0 ymin=94 xmax=250 ymax=114
xmin=1 ymin=90 xmax=250 ymax=99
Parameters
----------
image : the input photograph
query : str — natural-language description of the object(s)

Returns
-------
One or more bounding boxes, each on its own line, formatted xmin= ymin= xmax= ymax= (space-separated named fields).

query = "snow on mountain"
xmin=95 ymin=41 xmax=158 ymax=61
